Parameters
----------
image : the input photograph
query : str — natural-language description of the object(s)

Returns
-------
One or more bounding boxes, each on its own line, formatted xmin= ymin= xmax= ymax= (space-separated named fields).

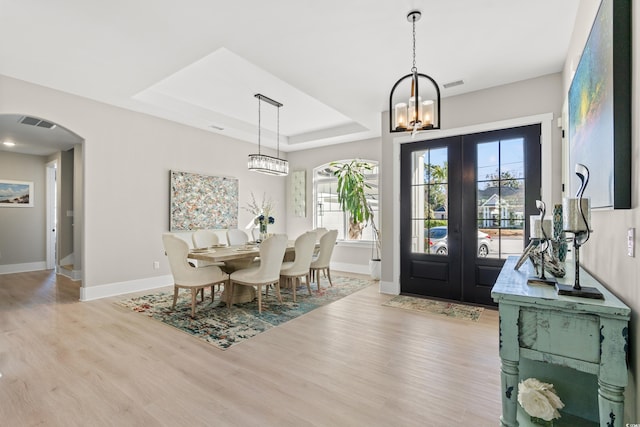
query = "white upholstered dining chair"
xmin=227 ymin=229 xmax=249 ymax=246
xmin=309 ymin=229 xmax=338 ymax=290
xmin=192 ymin=229 xmax=220 ymax=248
xmin=227 ymin=234 xmax=288 ymax=313
xmin=162 ymin=233 xmax=228 ymax=317
xmin=191 ymin=229 xmax=225 ymax=284
xmin=313 ymin=227 xmax=329 ymax=241
xmin=280 ymin=231 xmax=317 ymax=302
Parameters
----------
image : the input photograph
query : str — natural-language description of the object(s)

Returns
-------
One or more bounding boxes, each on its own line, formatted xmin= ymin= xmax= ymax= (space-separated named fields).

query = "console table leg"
xmin=500 ymin=359 xmax=519 ymax=427
xmin=598 ymin=380 xmax=624 ymax=427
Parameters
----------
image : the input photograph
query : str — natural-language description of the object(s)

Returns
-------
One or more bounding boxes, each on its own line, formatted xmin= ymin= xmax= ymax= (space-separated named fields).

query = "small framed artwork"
xmin=292 ymin=169 xmax=306 ymax=217
xmin=0 ymin=179 xmax=34 ymax=207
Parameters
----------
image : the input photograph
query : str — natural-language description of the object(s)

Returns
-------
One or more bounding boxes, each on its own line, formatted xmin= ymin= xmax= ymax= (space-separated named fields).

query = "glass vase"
xmin=259 ymin=222 xmax=268 ymax=241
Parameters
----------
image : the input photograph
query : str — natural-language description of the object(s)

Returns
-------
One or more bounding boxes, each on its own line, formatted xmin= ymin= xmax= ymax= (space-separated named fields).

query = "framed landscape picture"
xmin=567 ymin=0 xmax=631 ymax=209
xmin=0 ymin=179 xmax=34 ymax=207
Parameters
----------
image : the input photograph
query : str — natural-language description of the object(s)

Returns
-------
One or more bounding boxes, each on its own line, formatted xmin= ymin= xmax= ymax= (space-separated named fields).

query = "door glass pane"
xmin=411 ymin=147 xmax=448 ymax=254
xmin=476 ymin=139 xmax=525 ymax=259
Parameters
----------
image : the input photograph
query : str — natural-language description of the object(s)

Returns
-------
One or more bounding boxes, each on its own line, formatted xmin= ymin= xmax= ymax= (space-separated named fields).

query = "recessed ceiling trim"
xmin=288 ymin=122 xmax=369 ymax=145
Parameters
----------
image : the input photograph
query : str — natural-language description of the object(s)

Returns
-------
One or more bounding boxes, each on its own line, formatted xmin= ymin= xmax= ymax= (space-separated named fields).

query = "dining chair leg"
xmin=274 ymin=281 xmax=283 ymax=304
xmin=257 ymin=285 xmax=262 ymax=313
xmin=313 ymin=268 xmax=322 ymax=290
xmin=305 ymin=273 xmax=312 ymax=296
xmin=210 ymin=285 xmax=215 ymax=303
xmin=291 ymin=277 xmax=296 ymax=302
xmin=191 ymin=289 xmax=198 ymax=317
xmin=172 ymin=286 xmax=179 ymax=309
xmin=327 ymin=268 xmax=333 ymax=286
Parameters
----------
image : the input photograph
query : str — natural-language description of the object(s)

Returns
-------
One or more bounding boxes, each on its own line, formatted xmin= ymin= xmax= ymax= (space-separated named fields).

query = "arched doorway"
xmin=0 ymin=114 xmax=84 ymax=280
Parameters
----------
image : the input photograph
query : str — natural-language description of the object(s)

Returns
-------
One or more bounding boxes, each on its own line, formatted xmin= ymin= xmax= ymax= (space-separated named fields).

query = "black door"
xmin=400 ymin=124 xmax=541 ymax=305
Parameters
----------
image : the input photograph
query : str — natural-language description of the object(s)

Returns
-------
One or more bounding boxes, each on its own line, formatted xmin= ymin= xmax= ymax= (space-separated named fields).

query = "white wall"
xmin=0 ymin=75 xmax=288 ymax=299
xmin=563 ymin=0 xmax=639 ymax=419
xmin=0 ymin=151 xmax=47 ymax=273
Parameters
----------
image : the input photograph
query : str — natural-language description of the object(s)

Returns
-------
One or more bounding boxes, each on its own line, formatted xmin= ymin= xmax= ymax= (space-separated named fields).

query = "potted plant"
xmin=331 ymin=160 xmax=381 ymax=279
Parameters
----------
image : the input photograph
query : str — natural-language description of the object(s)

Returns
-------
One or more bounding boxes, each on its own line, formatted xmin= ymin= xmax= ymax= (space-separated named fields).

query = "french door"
xmin=400 ymin=124 xmax=541 ymax=305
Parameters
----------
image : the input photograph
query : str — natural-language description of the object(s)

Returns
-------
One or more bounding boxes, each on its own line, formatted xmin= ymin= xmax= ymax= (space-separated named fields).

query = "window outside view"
xmin=314 ymin=161 xmax=379 ymax=242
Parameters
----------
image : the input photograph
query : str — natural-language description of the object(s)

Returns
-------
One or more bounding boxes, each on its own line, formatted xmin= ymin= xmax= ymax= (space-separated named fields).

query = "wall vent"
xmin=18 ymin=116 xmax=57 ymax=129
xmin=443 ymin=79 xmax=464 ymax=89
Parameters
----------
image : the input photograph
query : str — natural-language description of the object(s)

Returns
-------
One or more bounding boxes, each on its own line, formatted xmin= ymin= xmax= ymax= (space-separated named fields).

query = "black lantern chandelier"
xmin=389 ymin=10 xmax=441 ymax=133
xmin=248 ymin=93 xmax=289 ymax=176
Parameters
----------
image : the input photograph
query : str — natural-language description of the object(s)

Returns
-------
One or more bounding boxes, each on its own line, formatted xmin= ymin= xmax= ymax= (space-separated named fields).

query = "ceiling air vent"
xmin=443 ymin=80 xmax=464 ymax=89
xmin=18 ymin=116 xmax=57 ymax=129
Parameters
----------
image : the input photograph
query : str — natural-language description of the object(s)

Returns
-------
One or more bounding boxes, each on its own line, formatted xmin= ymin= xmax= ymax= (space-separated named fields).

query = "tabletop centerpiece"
xmin=244 ymin=192 xmax=275 ymax=241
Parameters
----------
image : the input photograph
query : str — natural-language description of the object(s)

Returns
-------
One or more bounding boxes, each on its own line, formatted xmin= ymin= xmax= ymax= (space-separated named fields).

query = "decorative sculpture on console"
xmin=556 ymin=164 xmax=603 ymax=299
xmin=514 ymin=200 xmax=565 ymax=279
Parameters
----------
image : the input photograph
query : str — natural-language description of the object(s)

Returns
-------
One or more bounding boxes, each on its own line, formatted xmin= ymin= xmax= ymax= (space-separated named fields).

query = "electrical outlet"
xmin=153 ymin=261 xmax=160 ymax=269
xmin=628 ymin=228 xmax=635 ymax=257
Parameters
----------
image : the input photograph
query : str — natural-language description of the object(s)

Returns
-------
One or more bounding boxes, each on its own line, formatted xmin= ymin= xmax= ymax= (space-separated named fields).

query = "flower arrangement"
xmin=243 ymin=192 xmax=275 ymax=233
xmin=517 ymin=378 xmax=564 ymax=425
xmin=257 ymin=214 xmax=275 ymax=233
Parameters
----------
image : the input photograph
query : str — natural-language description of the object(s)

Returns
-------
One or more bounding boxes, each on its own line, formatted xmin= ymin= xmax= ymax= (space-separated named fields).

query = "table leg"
xmin=220 ymin=286 xmax=255 ymax=304
xmin=500 ymin=359 xmax=519 ymax=427
xmin=220 ymin=258 xmax=258 ymax=304
xmin=598 ymin=380 xmax=624 ymax=427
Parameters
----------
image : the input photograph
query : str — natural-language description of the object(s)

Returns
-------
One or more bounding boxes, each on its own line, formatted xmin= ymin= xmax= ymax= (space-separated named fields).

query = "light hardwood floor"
xmin=0 ymin=270 xmax=501 ymax=426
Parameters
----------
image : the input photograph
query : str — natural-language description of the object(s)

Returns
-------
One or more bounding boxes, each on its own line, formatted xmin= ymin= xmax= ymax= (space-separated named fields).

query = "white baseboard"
xmin=80 ymin=274 xmax=173 ymax=301
xmin=331 ymin=262 xmax=370 ymax=276
xmin=60 ymin=253 xmax=74 ymax=266
xmin=0 ymin=261 xmax=47 ymax=275
xmin=331 ymin=263 xmax=399 ymax=295
xmin=379 ymin=280 xmax=399 ymax=295
xmin=57 ymin=265 xmax=82 ymax=281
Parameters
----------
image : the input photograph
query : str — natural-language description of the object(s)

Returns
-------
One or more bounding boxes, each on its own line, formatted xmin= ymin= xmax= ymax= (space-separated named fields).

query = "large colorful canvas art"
xmin=170 ymin=170 xmax=238 ymax=231
xmin=568 ymin=0 xmax=630 ymax=209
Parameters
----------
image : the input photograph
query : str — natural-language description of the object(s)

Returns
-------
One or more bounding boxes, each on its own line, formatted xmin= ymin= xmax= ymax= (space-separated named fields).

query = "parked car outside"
xmin=424 ymin=226 xmax=492 ymax=257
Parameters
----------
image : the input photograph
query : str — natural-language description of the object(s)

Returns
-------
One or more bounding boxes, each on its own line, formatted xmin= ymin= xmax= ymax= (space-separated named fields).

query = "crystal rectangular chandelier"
xmin=248 ymin=94 xmax=289 ymax=176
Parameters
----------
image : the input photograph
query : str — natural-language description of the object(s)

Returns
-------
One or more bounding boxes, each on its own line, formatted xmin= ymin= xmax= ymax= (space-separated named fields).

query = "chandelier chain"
xmin=411 ymin=14 xmax=417 ymax=73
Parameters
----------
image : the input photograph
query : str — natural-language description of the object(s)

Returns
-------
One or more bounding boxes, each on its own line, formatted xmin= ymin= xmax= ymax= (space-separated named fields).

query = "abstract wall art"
xmin=567 ymin=0 xmax=631 ymax=209
xmin=170 ymin=170 xmax=238 ymax=231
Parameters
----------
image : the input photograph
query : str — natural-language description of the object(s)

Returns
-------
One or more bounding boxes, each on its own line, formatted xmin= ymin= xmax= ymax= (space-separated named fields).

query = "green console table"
xmin=491 ymin=257 xmax=630 ymax=427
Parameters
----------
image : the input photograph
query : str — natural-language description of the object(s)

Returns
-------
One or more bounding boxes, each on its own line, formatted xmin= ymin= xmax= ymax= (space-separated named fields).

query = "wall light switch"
xmin=628 ymin=228 xmax=635 ymax=257
xmin=153 ymin=261 xmax=160 ymax=269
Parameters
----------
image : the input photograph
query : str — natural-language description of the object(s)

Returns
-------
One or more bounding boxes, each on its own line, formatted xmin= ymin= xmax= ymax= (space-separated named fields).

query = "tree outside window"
xmin=314 ymin=160 xmax=379 ymax=242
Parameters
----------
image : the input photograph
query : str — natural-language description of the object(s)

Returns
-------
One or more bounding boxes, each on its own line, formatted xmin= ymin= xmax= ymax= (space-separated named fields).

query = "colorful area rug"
xmin=117 ymin=275 xmax=372 ymax=350
xmin=382 ymin=295 xmax=483 ymax=321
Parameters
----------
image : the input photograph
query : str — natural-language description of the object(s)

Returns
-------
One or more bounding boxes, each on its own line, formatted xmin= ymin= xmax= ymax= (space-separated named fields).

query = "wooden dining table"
xmin=187 ymin=242 xmax=305 ymax=304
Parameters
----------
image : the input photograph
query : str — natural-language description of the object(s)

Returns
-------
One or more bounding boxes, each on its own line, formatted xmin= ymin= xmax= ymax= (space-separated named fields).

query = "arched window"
xmin=313 ymin=159 xmax=379 ymax=242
